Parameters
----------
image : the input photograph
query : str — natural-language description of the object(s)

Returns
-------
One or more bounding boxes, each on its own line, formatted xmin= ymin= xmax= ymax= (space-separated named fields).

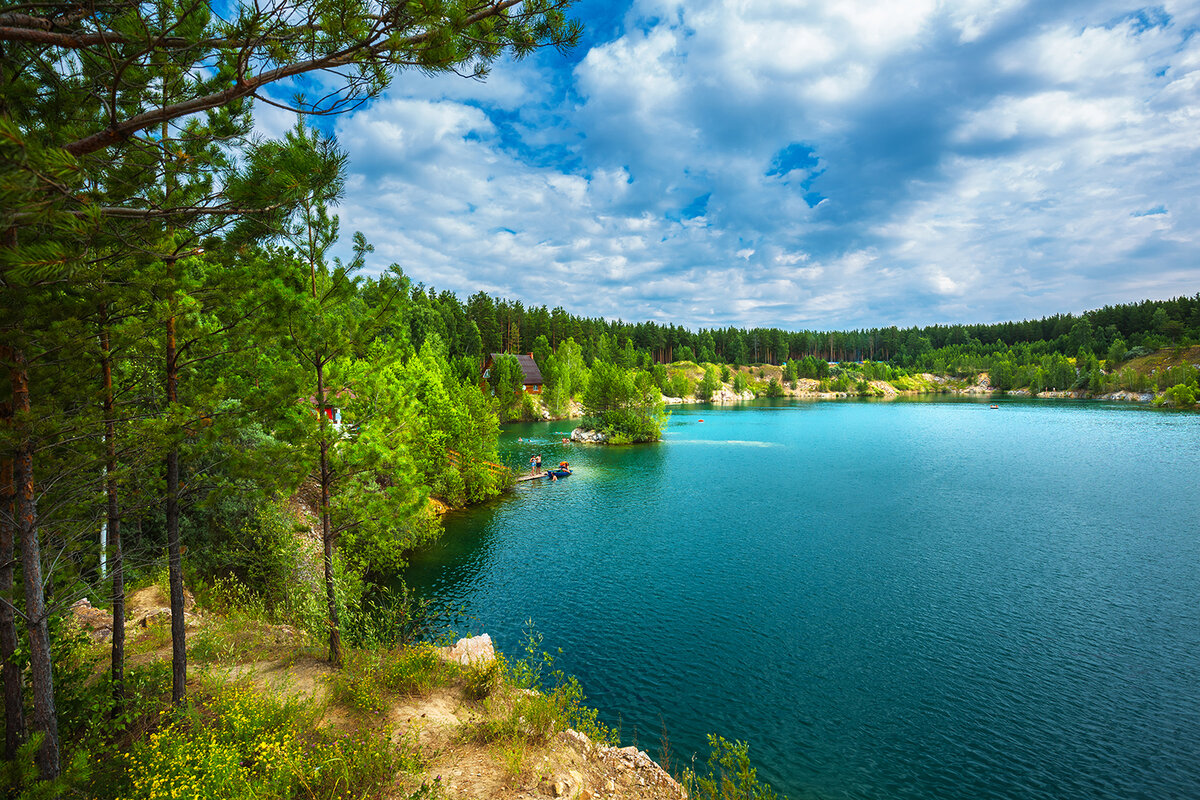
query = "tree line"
xmin=434 ymin=291 xmax=1200 ymax=370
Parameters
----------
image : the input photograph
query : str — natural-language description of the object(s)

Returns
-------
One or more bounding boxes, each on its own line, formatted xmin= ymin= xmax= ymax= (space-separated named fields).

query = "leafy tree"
xmin=489 ymin=354 xmax=524 ymax=422
xmin=532 ymin=335 xmax=552 ymax=371
xmin=697 ymin=365 xmax=721 ymax=401
xmin=1105 ymin=338 xmax=1127 ymax=369
xmin=581 ymin=362 xmax=666 ymax=442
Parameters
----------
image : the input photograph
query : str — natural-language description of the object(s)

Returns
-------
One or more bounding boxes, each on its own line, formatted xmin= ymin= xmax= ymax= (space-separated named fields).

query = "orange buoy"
xmin=698 ymin=419 xmax=704 ymax=422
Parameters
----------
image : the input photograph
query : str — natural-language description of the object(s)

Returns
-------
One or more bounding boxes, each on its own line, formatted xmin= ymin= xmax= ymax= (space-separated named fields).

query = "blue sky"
xmin=258 ymin=0 xmax=1200 ymax=330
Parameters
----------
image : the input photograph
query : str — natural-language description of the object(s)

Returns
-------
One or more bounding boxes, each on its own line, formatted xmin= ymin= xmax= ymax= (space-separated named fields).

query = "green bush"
xmin=684 ymin=734 xmax=784 ymax=800
xmin=115 ymin=685 xmax=402 ymax=800
xmin=327 ymin=644 xmax=457 ymax=714
xmin=1155 ymin=382 xmax=1198 ymax=408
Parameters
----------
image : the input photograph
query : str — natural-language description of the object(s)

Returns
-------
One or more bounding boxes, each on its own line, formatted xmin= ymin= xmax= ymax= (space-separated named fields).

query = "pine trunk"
xmin=99 ymin=319 xmax=125 ymax=707
xmin=10 ymin=348 xmax=60 ymax=777
xmin=316 ymin=360 xmax=341 ymax=665
xmin=165 ymin=312 xmax=186 ymax=704
xmin=0 ymin=391 xmax=26 ymax=758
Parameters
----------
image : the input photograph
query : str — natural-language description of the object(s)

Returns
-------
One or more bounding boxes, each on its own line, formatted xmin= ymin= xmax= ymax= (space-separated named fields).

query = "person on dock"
xmin=529 ymin=455 xmax=538 ymax=475
xmin=535 ymin=454 xmax=543 ymax=473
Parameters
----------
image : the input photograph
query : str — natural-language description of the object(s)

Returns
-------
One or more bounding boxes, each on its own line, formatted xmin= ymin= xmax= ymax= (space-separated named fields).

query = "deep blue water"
xmin=403 ymin=398 xmax=1200 ymax=799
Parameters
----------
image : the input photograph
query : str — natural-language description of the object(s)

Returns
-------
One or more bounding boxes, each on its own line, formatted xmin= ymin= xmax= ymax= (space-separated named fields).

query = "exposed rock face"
xmin=1099 ymin=390 xmax=1155 ymax=402
xmin=555 ymin=728 xmax=688 ymax=798
xmin=709 ymin=386 xmax=756 ymax=404
xmin=959 ymin=372 xmax=993 ymax=393
xmin=70 ymin=598 xmax=114 ymax=642
xmin=126 ymin=585 xmax=199 ymax=629
xmin=571 ymin=428 xmax=609 ymax=443
xmin=439 ymin=634 xmax=495 ymax=666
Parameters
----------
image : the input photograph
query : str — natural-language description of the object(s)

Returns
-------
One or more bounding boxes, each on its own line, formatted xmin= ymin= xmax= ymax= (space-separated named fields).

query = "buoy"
xmin=698 ymin=419 xmax=704 ymax=423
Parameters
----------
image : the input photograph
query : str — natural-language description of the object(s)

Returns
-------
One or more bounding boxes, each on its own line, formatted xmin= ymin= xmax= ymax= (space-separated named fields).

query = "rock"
xmin=70 ymin=598 xmax=114 ymax=642
xmin=552 ymin=780 xmax=566 ymax=796
xmin=570 ymin=428 xmax=609 ymax=444
xmin=560 ymin=728 xmax=594 ymax=756
xmin=439 ymin=633 xmax=495 ymax=666
xmin=597 ymin=743 xmax=687 ymax=797
xmin=605 ymin=779 xmax=616 ymax=792
xmin=579 ymin=790 xmax=594 ymax=800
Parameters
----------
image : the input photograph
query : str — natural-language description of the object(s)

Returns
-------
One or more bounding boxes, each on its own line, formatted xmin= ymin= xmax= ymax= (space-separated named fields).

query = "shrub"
xmin=116 ymin=686 xmax=401 ymax=800
xmin=519 ymin=392 xmax=540 ymax=422
xmin=683 ymin=734 xmax=784 ymax=800
xmin=1155 ymin=382 xmax=1198 ymax=408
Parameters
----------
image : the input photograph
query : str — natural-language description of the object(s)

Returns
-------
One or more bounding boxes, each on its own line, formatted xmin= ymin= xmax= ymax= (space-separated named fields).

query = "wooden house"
xmin=481 ymin=353 xmax=544 ymax=394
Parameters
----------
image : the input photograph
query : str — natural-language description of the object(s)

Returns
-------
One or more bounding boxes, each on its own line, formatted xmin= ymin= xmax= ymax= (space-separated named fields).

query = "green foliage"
xmin=697 ymin=365 xmax=721 ymax=401
xmin=666 ymin=371 xmax=694 ymax=398
xmin=489 ymin=353 xmax=525 ymax=422
xmin=767 ymin=378 xmax=784 ymax=397
xmin=581 ymin=361 xmax=667 ymax=442
xmin=115 ymin=685 xmax=403 ymax=800
xmin=531 ymin=335 xmax=552 ymax=371
xmin=1105 ymin=338 xmax=1127 ymax=369
xmin=467 ymin=624 xmax=615 ymax=748
xmin=1155 ymin=382 xmax=1198 ymax=408
xmin=519 ymin=391 xmax=540 ymax=422
xmin=796 ymin=355 xmax=830 ymax=379
xmin=732 ymin=373 xmax=749 ymax=394
xmin=327 ymin=644 xmax=457 ymax=714
xmin=684 ymin=735 xmax=785 ymax=800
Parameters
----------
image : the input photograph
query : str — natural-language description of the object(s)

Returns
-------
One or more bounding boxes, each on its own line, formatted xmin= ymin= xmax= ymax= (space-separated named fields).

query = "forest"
xmin=2 ymin=0 xmax=1198 ymax=795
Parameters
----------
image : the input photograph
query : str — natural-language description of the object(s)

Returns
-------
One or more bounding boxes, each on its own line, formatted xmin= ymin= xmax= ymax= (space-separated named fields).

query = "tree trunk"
xmin=316 ymin=359 xmax=341 ymax=665
xmin=165 ymin=310 xmax=186 ymax=705
xmin=99 ymin=317 xmax=125 ymax=708
xmin=10 ymin=348 xmax=60 ymax=777
xmin=0 ymin=393 xmax=26 ymax=759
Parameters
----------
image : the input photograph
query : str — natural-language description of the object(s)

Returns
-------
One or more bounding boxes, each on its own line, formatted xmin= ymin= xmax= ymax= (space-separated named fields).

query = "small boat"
xmin=990 ymin=404 xmax=999 ymax=409
xmin=545 ymin=468 xmax=572 ymax=479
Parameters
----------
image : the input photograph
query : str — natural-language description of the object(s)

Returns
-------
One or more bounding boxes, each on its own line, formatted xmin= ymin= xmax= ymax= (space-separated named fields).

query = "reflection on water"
xmin=404 ymin=399 xmax=1200 ymax=800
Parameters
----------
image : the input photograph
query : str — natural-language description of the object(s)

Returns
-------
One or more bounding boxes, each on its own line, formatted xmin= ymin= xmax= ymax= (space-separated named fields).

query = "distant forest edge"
xmin=453 ymin=291 xmax=1200 ymax=368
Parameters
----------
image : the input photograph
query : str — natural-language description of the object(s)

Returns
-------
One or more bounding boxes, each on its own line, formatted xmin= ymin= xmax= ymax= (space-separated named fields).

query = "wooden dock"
xmin=515 ymin=471 xmax=549 ymax=482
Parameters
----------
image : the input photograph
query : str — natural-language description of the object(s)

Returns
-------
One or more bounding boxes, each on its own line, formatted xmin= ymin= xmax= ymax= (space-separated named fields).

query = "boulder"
xmin=439 ymin=633 xmax=495 ymax=666
xmin=126 ymin=584 xmax=199 ymax=628
xmin=70 ymin=598 xmax=114 ymax=642
xmin=570 ymin=428 xmax=609 ymax=443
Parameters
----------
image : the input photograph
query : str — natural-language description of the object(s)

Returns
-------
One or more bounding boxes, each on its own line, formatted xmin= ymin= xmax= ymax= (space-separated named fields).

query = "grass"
xmin=112 ymin=683 xmax=405 ymax=800
xmin=1124 ymin=344 xmax=1200 ymax=374
xmin=325 ymin=644 xmax=460 ymax=714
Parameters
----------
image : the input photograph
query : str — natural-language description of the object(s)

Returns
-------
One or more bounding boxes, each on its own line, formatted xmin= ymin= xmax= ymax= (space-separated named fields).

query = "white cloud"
xmin=318 ymin=0 xmax=1200 ymax=330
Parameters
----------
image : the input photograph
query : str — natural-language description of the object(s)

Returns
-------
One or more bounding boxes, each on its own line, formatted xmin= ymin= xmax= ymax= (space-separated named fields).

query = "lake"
xmin=403 ymin=398 xmax=1200 ymax=800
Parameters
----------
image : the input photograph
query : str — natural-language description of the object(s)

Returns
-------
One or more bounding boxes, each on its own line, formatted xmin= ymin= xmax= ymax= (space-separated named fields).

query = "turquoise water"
xmin=404 ymin=398 xmax=1200 ymax=799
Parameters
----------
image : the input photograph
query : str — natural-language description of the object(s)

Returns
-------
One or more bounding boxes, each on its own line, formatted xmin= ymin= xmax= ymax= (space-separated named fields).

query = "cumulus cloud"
xmin=322 ymin=0 xmax=1200 ymax=329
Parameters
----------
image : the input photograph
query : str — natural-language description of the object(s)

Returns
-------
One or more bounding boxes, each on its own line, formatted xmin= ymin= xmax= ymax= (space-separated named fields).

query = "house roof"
xmin=488 ymin=353 xmax=544 ymax=385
